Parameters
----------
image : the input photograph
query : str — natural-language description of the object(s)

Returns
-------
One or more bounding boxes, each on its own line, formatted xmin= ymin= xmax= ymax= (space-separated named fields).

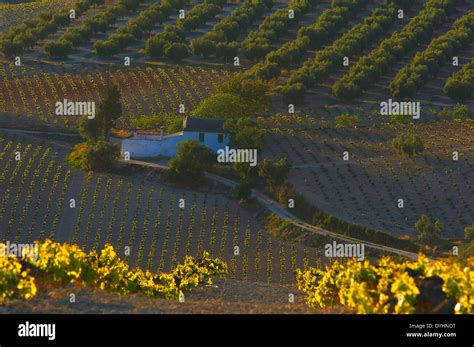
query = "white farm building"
xmin=121 ymin=117 xmax=230 ymax=158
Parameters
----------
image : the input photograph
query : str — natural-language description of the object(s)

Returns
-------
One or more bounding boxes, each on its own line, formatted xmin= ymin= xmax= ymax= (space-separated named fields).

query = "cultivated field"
xmin=263 ymin=120 xmax=474 ymax=239
xmin=0 ymin=63 xmax=233 ymax=129
xmin=0 ymin=0 xmax=471 ymax=128
xmin=0 ymin=132 xmax=324 ymax=284
xmin=0 ymin=0 xmax=76 ymax=32
xmin=276 ymin=0 xmax=474 ymax=117
xmin=0 ymin=0 xmax=473 ymax=303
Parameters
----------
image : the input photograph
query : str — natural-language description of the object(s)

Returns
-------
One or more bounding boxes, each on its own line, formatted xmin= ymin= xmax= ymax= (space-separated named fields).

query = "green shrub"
xmin=232 ymin=179 xmax=253 ymax=203
xmin=215 ymin=41 xmax=239 ymax=61
xmin=44 ymin=39 xmax=73 ymax=59
xmin=435 ymin=104 xmax=472 ymax=119
xmin=415 ymin=215 xmax=442 ymax=244
xmin=334 ymin=114 xmax=361 ymax=128
xmin=464 ymin=225 xmax=474 ymax=242
xmin=279 ymin=82 xmax=306 ymax=104
xmin=168 ymin=139 xmax=214 ymax=184
xmin=192 ymin=93 xmax=248 ymax=119
xmin=67 ymin=141 xmax=120 ymax=172
xmin=130 ymin=114 xmax=183 ymax=134
xmin=190 ymin=38 xmax=216 ymax=57
xmin=193 ymin=77 xmax=270 ymax=119
xmin=224 ymin=117 xmax=264 ymax=149
xmin=164 ymin=42 xmax=189 ymax=62
xmin=392 ymin=133 xmax=424 ymax=157
xmin=459 ymin=240 xmax=474 ymax=261
xmin=390 ymin=113 xmax=414 ymax=124
xmin=265 ymin=213 xmax=305 ymax=240
xmin=258 ymin=157 xmax=290 ymax=188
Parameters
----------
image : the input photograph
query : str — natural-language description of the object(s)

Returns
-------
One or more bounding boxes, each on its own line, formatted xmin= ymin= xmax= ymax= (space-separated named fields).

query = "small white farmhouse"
xmin=121 ymin=116 xmax=230 ymax=158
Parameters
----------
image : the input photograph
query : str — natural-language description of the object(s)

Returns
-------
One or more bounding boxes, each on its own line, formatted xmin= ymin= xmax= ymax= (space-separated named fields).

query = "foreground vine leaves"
xmin=0 ymin=240 xmax=227 ymax=303
xmin=296 ymin=255 xmax=473 ymax=314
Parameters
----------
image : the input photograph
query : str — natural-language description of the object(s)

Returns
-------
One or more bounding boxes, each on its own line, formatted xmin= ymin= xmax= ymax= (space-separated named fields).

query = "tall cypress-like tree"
xmin=78 ymin=85 xmax=122 ymax=142
xmin=98 ymin=85 xmax=122 ymax=141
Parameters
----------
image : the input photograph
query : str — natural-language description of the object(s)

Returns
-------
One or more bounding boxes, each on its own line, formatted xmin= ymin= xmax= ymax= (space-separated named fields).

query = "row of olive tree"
xmin=44 ymin=0 xmax=144 ymax=59
xmin=332 ymin=0 xmax=461 ymax=101
xmin=0 ymin=0 xmax=104 ymax=57
xmin=444 ymin=58 xmax=474 ymax=101
xmin=389 ymin=10 xmax=474 ymax=99
xmin=242 ymin=0 xmax=319 ymax=61
xmin=144 ymin=0 xmax=226 ymax=62
xmin=243 ymin=0 xmax=370 ymax=81
xmin=190 ymin=0 xmax=273 ymax=61
xmin=280 ymin=2 xmax=403 ymax=103
xmin=94 ymin=0 xmax=188 ymax=57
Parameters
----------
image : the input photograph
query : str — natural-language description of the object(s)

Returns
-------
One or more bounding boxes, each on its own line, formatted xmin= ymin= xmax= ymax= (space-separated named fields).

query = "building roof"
xmin=183 ymin=117 xmax=226 ymax=133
